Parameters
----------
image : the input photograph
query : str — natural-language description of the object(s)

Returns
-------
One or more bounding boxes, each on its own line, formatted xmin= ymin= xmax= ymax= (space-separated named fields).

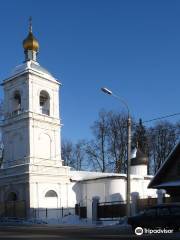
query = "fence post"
xmin=75 ymin=203 xmax=80 ymax=218
xmin=78 ymin=204 xmax=81 ymax=219
xmin=46 ymin=208 xmax=47 ymax=219
xmin=4 ymin=203 xmax=7 ymax=217
xmin=34 ymin=208 xmax=36 ymax=219
xmin=92 ymin=197 xmax=99 ymax=223
xmin=13 ymin=201 xmax=16 ymax=218
xmin=157 ymin=189 xmax=165 ymax=204
xmin=62 ymin=207 xmax=64 ymax=218
xmin=131 ymin=193 xmax=139 ymax=215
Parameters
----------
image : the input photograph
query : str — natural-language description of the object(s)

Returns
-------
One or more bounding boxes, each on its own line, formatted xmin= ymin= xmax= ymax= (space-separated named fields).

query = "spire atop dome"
xmin=23 ymin=17 xmax=39 ymax=62
xmin=29 ymin=16 xmax=32 ymax=33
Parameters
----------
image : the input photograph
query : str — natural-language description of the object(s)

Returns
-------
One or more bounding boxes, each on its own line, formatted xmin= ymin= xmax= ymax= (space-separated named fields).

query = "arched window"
xmin=45 ymin=190 xmax=57 ymax=198
xmin=7 ymin=192 xmax=17 ymax=201
xmin=12 ymin=91 xmax=21 ymax=113
xmin=39 ymin=90 xmax=50 ymax=116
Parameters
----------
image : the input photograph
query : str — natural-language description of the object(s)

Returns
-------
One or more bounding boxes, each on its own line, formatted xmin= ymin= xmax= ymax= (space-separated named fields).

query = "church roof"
xmin=70 ymin=171 xmax=126 ymax=181
xmin=70 ymin=170 xmax=152 ymax=182
xmin=5 ymin=60 xmax=58 ymax=83
xmin=12 ymin=60 xmax=52 ymax=76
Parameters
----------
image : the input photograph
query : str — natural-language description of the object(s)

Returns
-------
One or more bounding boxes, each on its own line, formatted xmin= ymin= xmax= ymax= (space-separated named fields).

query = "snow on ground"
xmin=0 ymin=215 xmax=129 ymax=227
xmin=25 ymin=215 xmax=129 ymax=227
xmin=41 ymin=215 xmax=92 ymax=225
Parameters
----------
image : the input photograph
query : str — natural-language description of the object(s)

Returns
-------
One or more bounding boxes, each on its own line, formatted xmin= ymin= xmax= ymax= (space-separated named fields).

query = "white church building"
xmin=0 ymin=21 xmax=157 ymax=221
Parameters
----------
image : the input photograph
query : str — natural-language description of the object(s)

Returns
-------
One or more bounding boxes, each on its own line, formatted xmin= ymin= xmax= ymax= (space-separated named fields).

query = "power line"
xmin=142 ymin=112 xmax=180 ymax=123
xmin=145 ymin=131 xmax=180 ymax=138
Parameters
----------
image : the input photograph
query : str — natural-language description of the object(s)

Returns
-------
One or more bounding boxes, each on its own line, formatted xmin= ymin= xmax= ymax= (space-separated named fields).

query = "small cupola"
xmin=130 ymin=148 xmax=148 ymax=176
xmin=23 ymin=17 xmax=39 ymax=62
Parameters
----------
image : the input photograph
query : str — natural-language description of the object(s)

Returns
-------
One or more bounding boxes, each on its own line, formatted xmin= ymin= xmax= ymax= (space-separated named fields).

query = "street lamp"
xmin=101 ymin=87 xmax=131 ymax=217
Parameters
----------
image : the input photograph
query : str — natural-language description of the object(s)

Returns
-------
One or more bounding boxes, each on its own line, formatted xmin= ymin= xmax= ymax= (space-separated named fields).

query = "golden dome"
xmin=23 ymin=17 xmax=39 ymax=52
xmin=23 ymin=32 xmax=39 ymax=52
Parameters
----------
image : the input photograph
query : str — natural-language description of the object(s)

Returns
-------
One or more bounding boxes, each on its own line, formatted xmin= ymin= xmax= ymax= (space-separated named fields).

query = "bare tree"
xmin=148 ymin=121 xmax=178 ymax=174
xmin=61 ymin=139 xmax=87 ymax=170
xmin=61 ymin=139 xmax=74 ymax=167
xmin=62 ymin=111 xmax=179 ymax=175
xmin=73 ymin=140 xmax=87 ymax=170
xmin=86 ymin=110 xmax=109 ymax=172
xmin=176 ymin=121 xmax=180 ymax=134
xmin=106 ymin=111 xmax=129 ymax=173
xmin=132 ymin=119 xmax=149 ymax=154
xmin=86 ymin=110 xmax=133 ymax=173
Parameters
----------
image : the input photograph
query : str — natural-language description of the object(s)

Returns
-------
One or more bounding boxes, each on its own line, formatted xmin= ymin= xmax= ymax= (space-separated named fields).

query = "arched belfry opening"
xmin=39 ymin=90 xmax=50 ymax=116
xmin=7 ymin=192 xmax=17 ymax=201
xmin=12 ymin=91 xmax=21 ymax=113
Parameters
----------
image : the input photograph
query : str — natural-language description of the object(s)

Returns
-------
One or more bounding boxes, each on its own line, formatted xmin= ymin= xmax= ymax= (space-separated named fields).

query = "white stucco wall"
xmin=130 ymin=165 xmax=147 ymax=176
xmin=69 ymin=171 xmax=157 ymax=219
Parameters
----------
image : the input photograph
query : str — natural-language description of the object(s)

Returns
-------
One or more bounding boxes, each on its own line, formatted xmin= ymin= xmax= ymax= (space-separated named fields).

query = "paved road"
xmin=0 ymin=225 xmax=179 ymax=240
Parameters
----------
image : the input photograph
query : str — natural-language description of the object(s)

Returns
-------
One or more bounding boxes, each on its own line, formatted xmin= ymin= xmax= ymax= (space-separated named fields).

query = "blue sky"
xmin=0 ymin=0 xmax=180 ymax=142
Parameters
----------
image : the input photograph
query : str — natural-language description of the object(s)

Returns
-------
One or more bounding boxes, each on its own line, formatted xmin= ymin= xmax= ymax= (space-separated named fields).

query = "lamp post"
xmin=101 ymin=87 xmax=131 ymax=217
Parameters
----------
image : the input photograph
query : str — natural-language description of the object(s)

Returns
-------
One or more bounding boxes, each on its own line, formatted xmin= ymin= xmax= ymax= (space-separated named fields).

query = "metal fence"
xmin=164 ymin=196 xmax=180 ymax=203
xmin=75 ymin=204 xmax=87 ymax=218
xmin=137 ymin=197 xmax=157 ymax=212
xmin=1 ymin=197 xmax=173 ymax=221
xmin=0 ymin=202 xmax=76 ymax=221
xmin=97 ymin=201 xmax=127 ymax=220
xmin=97 ymin=198 xmax=160 ymax=220
xmin=32 ymin=207 xmax=75 ymax=220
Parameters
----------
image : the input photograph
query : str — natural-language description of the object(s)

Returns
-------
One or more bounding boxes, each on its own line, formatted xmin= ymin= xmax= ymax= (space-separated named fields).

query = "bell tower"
xmin=2 ymin=19 xmax=63 ymax=168
xmin=0 ymin=19 xmax=70 ymax=219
